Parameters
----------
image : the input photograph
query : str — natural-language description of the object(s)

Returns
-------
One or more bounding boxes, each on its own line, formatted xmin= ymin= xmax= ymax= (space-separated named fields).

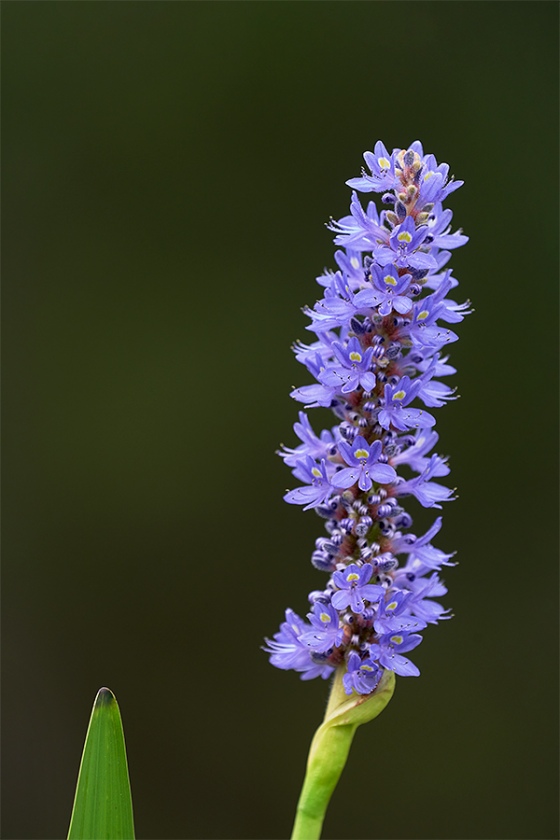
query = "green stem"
xmin=291 ymin=718 xmax=357 ymax=840
xmin=290 ymin=668 xmax=395 ymax=840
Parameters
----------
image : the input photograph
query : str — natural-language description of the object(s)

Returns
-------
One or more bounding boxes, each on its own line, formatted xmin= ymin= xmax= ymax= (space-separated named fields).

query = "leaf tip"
xmin=94 ymin=687 xmax=116 ymax=708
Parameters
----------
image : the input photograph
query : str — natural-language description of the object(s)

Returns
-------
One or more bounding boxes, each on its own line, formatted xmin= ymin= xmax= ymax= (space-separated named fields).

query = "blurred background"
xmin=3 ymin=3 xmax=558 ymax=839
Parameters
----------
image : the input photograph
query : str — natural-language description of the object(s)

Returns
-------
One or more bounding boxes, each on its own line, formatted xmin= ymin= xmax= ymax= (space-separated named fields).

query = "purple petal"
xmin=331 ymin=467 xmax=359 ymax=489
xmin=354 ymin=289 xmax=383 ymax=308
xmin=366 ymin=439 xmax=382 ymax=463
xmin=350 ymin=590 xmax=365 ymax=613
xmin=358 ymin=470 xmax=373 ymax=492
xmin=408 ymin=252 xmax=438 ymax=270
xmin=352 ymin=435 xmax=370 ymax=453
xmin=291 ymin=384 xmax=334 ymax=408
xmin=284 ymin=485 xmax=330 ymax=510
xmin=370 ymin=463 xmax=397 ymax=484
xmin=345 ymin=176 xmax=377 ymax=192
xmin=331 ymin=590 xmax=351 ymax=610
xmin=361 ymin=584 xmax=385 ymax=603
xmin=338 ymin=440 xmax=357 ymax=466
xmin=394 ymin=296 xmax=413 ymax=314
xmin=360 ymin=372 xmax=376 ymax=392
xmin=387 ymin=654 xmax=420 ymax=677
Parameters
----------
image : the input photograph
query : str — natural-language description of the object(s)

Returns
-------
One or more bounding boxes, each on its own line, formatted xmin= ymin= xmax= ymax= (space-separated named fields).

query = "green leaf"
xmin=67 ymin=687 xmax=135 ymax=840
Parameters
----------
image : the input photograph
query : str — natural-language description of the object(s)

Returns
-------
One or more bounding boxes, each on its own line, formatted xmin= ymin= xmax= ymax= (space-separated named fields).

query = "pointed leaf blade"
xmin=68 ymin=687 xmax=135 ymax=840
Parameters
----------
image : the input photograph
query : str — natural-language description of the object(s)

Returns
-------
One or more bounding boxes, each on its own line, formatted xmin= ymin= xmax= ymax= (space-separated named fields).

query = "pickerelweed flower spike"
xmin=264 ymin=142 xmax=469 ymax=840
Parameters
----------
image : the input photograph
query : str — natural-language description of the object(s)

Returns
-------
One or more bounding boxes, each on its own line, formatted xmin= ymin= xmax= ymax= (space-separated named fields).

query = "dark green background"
xmin=3 ymin=3 xmax=558 ymax=839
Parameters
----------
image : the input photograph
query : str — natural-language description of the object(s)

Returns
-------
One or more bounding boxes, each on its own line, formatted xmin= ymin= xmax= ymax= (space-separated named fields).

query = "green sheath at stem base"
xmin=290 ymin=668 xmax=396 ymax=840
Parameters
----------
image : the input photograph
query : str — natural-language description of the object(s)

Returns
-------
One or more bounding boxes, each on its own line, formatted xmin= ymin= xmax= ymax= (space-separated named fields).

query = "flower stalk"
xmin=291 ymin=669 xmax=395 ymax=840
xmin=264 ymin=141 xmax=469 ymax=837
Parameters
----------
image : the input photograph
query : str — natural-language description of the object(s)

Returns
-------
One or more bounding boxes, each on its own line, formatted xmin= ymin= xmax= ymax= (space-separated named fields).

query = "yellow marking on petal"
xmin=311 ymin=467 xmax=322 ymax=478
xmin=378 ymin=156 xmax=391 ymax=170
xmin=320 ymin=612 xmax=331 ymax=623
xmin=350 ymin=257 xmax=360 ymax=269
xmin=347 ymin=572 xmax=360 ymax=582
xmin=397 ymin=231 xmax=413 ymax=244
xmin=354 ymin=448 xmax=369 ymax=459
xmin=424 ymin=171 xmax=434 ymax=181
xmin=349 ymin=351 xmax=362 ymax=362
xmin=393 ymin=390 xmax=406 ymax=401
xmin=391 ymin=635 xmax=404 ymax=645
xmin=384 ymin=274 xmax=398 ymax=286
xmin=361 ymin=664 xmax=374 ymax=671
xmin=418 ymin=310 xmax=429 ymax=320
xmin=387 ymin=601 xmax=398 ymax=611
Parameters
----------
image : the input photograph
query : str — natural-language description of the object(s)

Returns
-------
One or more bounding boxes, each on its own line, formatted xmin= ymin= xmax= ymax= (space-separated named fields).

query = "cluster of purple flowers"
xmin=265 ymin=141 xmax=470 ymax=695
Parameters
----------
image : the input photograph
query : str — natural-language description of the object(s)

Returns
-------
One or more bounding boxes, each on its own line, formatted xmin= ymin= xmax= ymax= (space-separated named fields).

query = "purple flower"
xmin=284 ymin=457 xmax=334 ymax=511
xmin=331 ymin=436 xmax=397 ymax=491
xmin=280 ymin=412 xmax=337 ymax=468
xmin=329 ymin=192 xmax=386 ymax=251
xmin=391 ymin=429 xmax=448 ymax=475
xmin=376 ymin=216 xmax=438 ymax=271
xmin=405 ymin=282 xmax=461 ymax=350
xmin=290 ymin=383 xmax=336 ymax=409
xmin=378 ymin=377 xmax=436 ymax=432
xmin=389 ymin=518 xmax=455 ymax=577
xmin=342 ymin=652 xmax=382 ymax=695
xmin=264 ymin=609 xmax=334 ymax=681
xmin=370 ymin=632 xmax=423 ymax=677
xmin=417 ymin=378 xmax=457 ymax=409
xmin=333 ymin=249 xmax=367 ymax=285
xmin=414 ymin=154 xmax=464 ymax=206
xmin=266 ymin=141 xmax=469 ymax=694
xmin=346 ymin=140 xmax=399 ymax=194
xmin=305 ymin=273 xmax=365 ymax=332
xmin=398 ymin=573 xmax=451 ymax=625
xmin=320 ymin=338 xmax=376 ymax=394
xmin=354 ymin=264 xmax=413 ymax=316
xmin=396 ymin=455 xmax=455 ymax=508
xmin=331 ymin=563 xmax=384 ymax=613
xmin=373 ymin=592 xmax=427 ymax=635
xmin=426 ymin=205 xmax=469 ymax=250
xmin=301 ymin=602 xmax=344 ymax=653
xmin=263 ymin=609 xmax=313 ymax=672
